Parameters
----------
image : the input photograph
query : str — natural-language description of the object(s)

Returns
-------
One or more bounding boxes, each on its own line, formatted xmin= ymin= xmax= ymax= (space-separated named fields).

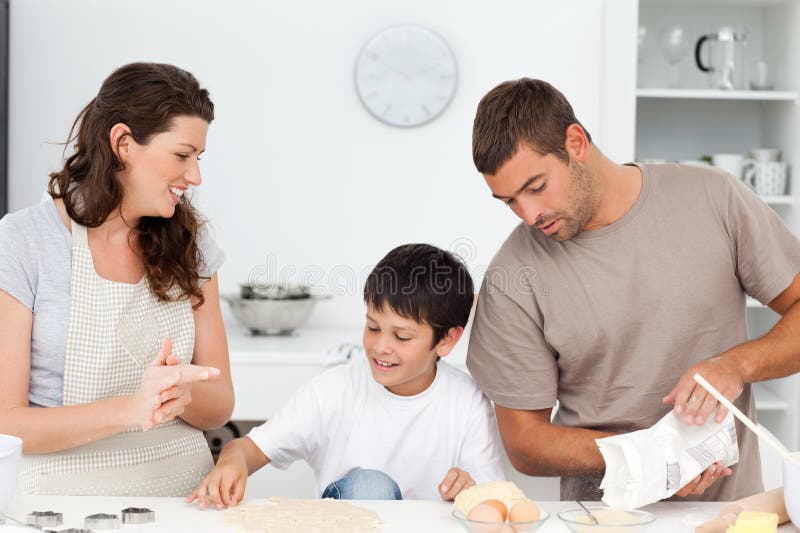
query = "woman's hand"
xmin=127 ymin=338 xmax=220 ymax=431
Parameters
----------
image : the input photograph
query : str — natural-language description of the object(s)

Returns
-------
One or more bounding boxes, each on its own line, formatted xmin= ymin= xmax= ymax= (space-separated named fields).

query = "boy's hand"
xmin=186 ymin=456 xmax=248 ymax=510
xmin=438 ymin=467 xmax=475 ymax=501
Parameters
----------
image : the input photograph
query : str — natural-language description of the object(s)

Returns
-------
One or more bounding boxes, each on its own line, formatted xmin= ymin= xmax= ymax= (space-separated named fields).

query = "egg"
xmin=467 ymin=502 xmax=504 ymax=523
xmin=480 ymin=499 xmax=508 ymax=522
xmin=508 ymin=499 xmax=541 ymax=523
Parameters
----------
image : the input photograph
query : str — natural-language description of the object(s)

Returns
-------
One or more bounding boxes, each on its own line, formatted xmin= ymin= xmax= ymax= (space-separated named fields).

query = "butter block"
xmin=725 ymin=511 xmax=779 ymax=533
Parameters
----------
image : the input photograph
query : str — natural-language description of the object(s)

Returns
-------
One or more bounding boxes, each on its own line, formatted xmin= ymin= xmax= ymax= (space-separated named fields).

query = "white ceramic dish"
xmin=0 ymin=434 xmax=22 ymax=511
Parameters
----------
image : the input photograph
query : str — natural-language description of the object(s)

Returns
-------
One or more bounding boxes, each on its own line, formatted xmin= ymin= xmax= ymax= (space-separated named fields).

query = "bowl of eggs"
xmin=557 ymin=507 xmax=656 ymax=533
xmin=452 ymin=497 xmax=548 ymax=533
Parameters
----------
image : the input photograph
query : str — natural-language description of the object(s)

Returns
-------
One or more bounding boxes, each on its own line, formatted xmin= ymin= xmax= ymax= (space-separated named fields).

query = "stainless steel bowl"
xmin=239 ymin=283 xmax=312 ymax=300
xmin=223 ymin=293 xmax=330 ymax=335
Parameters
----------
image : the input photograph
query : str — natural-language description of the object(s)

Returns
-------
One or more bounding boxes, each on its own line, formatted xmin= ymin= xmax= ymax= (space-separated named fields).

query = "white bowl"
xmin=0 ymin=434 xmax=22 ymax=510
xmin=783 ymin=451 xmax=800 ymax=526
xmin=557 ymin=508 xmax=656 ymax=533
xmin=223 ymin=295 xmax=327 ymax=335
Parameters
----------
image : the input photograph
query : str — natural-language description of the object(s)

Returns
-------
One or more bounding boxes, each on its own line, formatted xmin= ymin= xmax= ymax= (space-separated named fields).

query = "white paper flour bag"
xmin=596 ymin=410 xmax=739 ymax=509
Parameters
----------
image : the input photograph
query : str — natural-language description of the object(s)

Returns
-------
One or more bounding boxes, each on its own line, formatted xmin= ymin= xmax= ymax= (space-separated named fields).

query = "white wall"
xmin=9 ymin=0 xmax=636 ymax=327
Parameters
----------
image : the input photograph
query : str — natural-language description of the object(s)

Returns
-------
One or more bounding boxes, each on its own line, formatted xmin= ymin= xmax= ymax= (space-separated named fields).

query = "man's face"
xmin=484 ymin=144 xmax=601 ymax=241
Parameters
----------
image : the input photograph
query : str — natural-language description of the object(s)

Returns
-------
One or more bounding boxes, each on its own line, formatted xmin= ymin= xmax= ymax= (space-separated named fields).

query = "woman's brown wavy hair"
xmin=48 ymin=62 xmax=215 ymax=308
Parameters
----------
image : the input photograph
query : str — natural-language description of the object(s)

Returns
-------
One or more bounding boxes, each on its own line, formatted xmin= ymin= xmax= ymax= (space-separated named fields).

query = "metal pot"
xmin=239 ymin=283 xmax=312 ymax=300
xmin=223 ymin=289 xmax=331 ymax=335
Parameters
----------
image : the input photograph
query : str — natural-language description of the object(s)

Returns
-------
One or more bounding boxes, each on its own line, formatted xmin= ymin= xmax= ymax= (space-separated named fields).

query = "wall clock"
xmin=354 ymin=24 xmax=458 ymax=128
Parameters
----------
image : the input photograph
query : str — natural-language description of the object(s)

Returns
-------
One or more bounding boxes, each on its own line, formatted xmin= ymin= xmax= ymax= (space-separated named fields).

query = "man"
xmin=466 ymin=78 xmax=800 ymax=501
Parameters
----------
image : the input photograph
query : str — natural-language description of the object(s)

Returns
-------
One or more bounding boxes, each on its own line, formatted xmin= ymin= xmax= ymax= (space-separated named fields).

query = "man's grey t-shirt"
xmin=0 ymin=194 xmax=225 ymax=408
xmin=467 ymin=163 xmax=800 ymax=501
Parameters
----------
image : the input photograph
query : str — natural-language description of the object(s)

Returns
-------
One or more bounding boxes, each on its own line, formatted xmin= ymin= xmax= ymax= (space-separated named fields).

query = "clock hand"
xmin=411 ymin=61 xmax=451 ymax=77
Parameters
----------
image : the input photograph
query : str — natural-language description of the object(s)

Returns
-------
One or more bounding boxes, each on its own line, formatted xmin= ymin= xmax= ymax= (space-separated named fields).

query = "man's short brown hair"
xmin=472 ymin=78 xmax=592 ymax=175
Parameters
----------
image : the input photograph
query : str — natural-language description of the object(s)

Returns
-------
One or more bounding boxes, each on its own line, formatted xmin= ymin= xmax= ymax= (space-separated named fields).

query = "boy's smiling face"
xmin=363 ymin=304 xmax=462 ymax=396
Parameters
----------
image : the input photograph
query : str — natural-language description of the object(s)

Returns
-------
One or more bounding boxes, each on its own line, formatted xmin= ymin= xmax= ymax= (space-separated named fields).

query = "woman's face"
xmin=118 ymin=115 xmax=209 ymax=219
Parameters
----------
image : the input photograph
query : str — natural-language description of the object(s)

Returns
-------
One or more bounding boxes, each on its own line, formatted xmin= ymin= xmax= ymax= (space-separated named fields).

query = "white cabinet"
xmin=636 ymin=0 xmax=800 ymax=483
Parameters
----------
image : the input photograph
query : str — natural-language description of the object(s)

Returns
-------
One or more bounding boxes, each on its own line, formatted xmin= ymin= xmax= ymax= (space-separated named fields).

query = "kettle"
xmin=694 ymin=26 xmax=747 ymax=90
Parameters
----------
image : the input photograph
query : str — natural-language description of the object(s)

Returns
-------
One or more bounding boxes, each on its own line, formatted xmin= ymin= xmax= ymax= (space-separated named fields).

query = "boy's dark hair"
xmin=472 ymin=77 xmax=592 ymax=175
xmin=364 ymin=244 xmax=474 ymax=346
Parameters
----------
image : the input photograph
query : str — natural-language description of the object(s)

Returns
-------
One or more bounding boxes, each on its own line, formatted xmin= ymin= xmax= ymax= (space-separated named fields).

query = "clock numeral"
xmin=383 ymin=104 xmax=392 ymax=116
xmin=421 ymin=105 xmax=431 ymax=117
xmin=364 ymin=91 xmax=378 ymax=100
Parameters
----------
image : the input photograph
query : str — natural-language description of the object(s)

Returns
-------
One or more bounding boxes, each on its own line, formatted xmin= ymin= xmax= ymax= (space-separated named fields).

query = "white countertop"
xmin=5 ymin=496 xmax=798 ymax=532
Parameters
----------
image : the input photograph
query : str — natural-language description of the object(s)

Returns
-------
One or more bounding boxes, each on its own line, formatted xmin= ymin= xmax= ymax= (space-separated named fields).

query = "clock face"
xmin=354 ymin=25 xmax=458 ymax=128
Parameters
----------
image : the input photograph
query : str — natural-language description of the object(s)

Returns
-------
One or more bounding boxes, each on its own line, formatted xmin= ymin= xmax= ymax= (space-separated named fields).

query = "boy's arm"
xmin=454 ymin=393 xmax=507 ymax=485
xmin=228 ymin=436 xmax=271 ymax=474
xmin=438 ymin=391 xmax=505 ymax=500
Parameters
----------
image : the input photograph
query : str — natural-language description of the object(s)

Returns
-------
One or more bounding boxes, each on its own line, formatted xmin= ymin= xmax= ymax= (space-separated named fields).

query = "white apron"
xmin=19 ymin=221 xmax=214 ymax=496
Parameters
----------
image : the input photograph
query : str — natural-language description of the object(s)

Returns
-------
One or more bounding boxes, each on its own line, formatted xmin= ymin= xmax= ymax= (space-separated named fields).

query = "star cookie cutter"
xmin=26 ymin=511 xmax=64 ymax=527
xmin=121 ymin=507 xmax=155 ymax=524
xmin=84 ymin=512 xmax=120 ymax=529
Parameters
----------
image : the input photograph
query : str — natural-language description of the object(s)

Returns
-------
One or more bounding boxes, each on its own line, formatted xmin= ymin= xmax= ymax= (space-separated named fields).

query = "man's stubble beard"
xmin=551 ymin=161 xmax=603 ymax=242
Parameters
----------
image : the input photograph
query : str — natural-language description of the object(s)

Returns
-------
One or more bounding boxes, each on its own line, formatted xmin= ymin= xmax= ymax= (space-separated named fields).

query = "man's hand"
xmin=662 ymin=356 xmax=744 ymax=425
xmin=438 ymin=468 xmax=475 ymax=501
xmin=674 ymin=461 xmax=732 ymax=497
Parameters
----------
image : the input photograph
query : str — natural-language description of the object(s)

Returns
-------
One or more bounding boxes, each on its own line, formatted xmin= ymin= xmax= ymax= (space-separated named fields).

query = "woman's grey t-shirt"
xmin=0 ymin=194 xmax=225 ymax=407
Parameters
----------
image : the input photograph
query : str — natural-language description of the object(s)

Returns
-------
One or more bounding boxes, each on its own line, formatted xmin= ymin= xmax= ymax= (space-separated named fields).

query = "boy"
xmin=188 ymin=244 xmax=504 ymax=508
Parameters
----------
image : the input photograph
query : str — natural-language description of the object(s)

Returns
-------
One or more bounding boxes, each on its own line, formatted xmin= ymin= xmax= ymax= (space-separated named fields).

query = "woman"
xmin=0 ymin=62 xmax=234 ymax=496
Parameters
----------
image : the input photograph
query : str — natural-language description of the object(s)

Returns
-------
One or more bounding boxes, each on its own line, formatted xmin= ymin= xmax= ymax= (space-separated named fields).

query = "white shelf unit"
xmin=636 ymin=0 xmax=800 ymax=457
xmin=753 ymin=384 xmax=790 ymax=411
xmin=636 ymin=88 xmax=799 ymax=101
xmin=762 ymin=194 xmax=797 ymax=205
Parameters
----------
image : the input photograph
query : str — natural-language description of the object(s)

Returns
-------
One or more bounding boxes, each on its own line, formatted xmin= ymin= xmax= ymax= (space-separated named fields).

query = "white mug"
xmin=750 ymin=148 xmax=781 ymax=163
xmin=784 ymin=452 xmax=800 ymax=526
xmin=712 ymin=153 xmax=746 ymax=179
xmin=744 ymin=161 xmax=788 ymax=196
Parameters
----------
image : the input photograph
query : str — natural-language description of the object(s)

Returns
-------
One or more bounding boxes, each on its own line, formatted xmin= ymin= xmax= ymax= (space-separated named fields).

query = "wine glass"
xmin=638 ymin=25 xmax=647 ymax=65
xmin=660 ymin=25 xmax=690 ymax=88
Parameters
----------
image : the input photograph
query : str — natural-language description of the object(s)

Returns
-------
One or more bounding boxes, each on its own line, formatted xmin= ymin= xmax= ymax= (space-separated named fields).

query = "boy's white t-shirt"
xmin=247 ymin=355 xmax=505 ymax=499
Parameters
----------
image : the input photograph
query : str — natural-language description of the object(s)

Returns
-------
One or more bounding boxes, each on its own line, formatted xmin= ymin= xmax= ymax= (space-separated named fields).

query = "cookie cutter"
xmin=84 ymin=513 xmax=119 ymax=529
xmin=121 ymin=507 xmax=155 ymax=524
xmin=26 ymin=511 xmax=64 ymax=527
